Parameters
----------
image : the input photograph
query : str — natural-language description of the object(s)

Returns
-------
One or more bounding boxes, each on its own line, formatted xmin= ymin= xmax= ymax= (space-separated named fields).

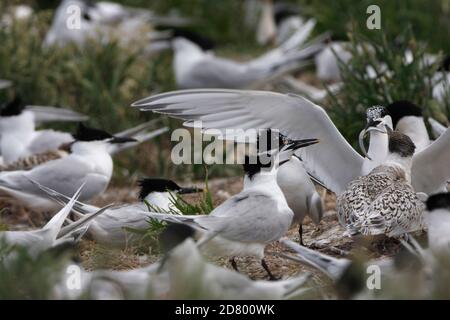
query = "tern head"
xmin=386 ymin=100 xmax=423 ymax=128
xmin=0 ymin=95 xmax=26 ymax=117
xmin=137 ymin=178 xmax=202 ymax=200
xmin=244 ymin=129 xmax=319 ymax=179
xmin=73 ymin=123 xmax=137 ymax=144
xmin=387 ymin=128 xmax=416 ymax=158
xmin=359 ymin=105 xmax=391 ymax=160
xmin=426 ymin=193 xmax=450 ymax=212
xmin=169 ymin=28 xmax=216 ymax=51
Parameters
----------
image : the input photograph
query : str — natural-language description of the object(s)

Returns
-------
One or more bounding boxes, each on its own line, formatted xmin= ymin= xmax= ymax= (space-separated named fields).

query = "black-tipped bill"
xmin=285 ymin=138 xmax=320 ymax=151
xmin=109 ymin=136 xmax=138 ymax=144
xmin=178 ymin=187 xmax=204 ymax=195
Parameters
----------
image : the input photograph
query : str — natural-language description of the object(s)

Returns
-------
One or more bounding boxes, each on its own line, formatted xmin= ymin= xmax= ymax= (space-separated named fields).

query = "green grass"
xmin=127 ymin=168 xmax=214 ymax=253
xmin=323 ymin=28 xmax=449 ymax=148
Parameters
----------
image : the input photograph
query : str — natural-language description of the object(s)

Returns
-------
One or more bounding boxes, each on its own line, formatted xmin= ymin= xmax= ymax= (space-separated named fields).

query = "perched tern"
xmin=169 ymin=24 xmax=324 ymax=89
xmin=0 ymin=124 xmax=136 ymax=211
xmin=139 ymin=133 xmax=319 ymax=279
xmin=44 ymin=0 xmax=189 ymax=49
xmin=386 ymin=101 xmax=431 ymax=152
xmin=0 ymin=97 xmax=166 ymax=165
xmin=0 ymin=185 xmax=110 ymax=257
xmin=163 ymin=239 xmax=311 ymax=299
xmin=339 ymin=129 xmax=425 ymax=237
xmin=34 ymin=178 xmax=202 ymax=248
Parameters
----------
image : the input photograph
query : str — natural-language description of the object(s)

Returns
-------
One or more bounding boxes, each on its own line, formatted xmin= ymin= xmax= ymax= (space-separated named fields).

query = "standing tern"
xmin=0 ymin=185 xmax=110 ymax=258
xmin=44 ymin=0 xmax=190 ymax=49
xmin=138 ymin=133 xmax=319 ymax=279
xmin=0 ymin=96 xmax=166 ymax=165
xmin=162 ymin=239 xmax=311 ymax=299
xmin=33 ymin=178 xmax=202 ymax=248
xmin=132 ymin=89 xmax=450 ymax=196
xmin=386 ymin=100 xmax=431 ymax=152
xmin=0 ymin=124 xmax=136 ymax=211
xmin=339 ymin=128 xmax=425 ymax=237
xmin=169 ymin=24 xmax=324 ymax=89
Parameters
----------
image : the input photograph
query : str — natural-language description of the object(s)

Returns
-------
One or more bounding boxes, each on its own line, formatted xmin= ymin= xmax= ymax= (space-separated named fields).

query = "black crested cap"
xmin=0 ymin=95 xmax=25 ymax=117
xmin=366 ymin=105 xmax=387 ymax=122
xmin=138 ymin=178 xmax=182 ymax=200
xmin=386 ymin=100 xmax=423 ymax=127
xmin=159 ymin=223 xmax=195 ymax=254
xmin=388 ymin=130 xmax=416 ymax=158
xmin=73 ymin=123 xmax=113 ymax=142
xmin=273 ymin=3 xmax=299 ymax=25
xmin=426 ymin=193 xmax=450 ymax=211
xmin=243 ymin=155 xmax=272 ymax=180
xmin=170 ymin=27 xmax=216 ymax=51
xmin=439 ymin=55 xmax=450 ymax=72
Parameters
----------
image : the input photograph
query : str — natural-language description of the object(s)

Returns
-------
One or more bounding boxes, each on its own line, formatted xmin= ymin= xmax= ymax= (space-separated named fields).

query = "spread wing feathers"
xmin=412 ymin=128 xmax=450 ymax=194
xmin=0 ymin=156 xmax=108 ymax=200
xmin=0 ymin=150 xmax=67 ymax=171
xmin=28 ymin=178 xmax=98 ymax=214
xmin=113 ymin=119 xmax=161 ymax=137
xmin=41 ymin=183 xmax=84 ymax=242
xmin=58 ymin=203 xmax=115 ymax=238
xmin=145 ymin=191 xmax=291 ymax=243
xmin=26 ymin=105 xmax=89 ymax=123
xmin=133 ymin=89 xmax=363 ymax=194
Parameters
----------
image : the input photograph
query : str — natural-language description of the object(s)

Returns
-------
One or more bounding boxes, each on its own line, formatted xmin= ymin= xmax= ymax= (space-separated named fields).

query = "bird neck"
xmin=71 ymin=141 xmax=109 ymax=155
xmin=395 ymin=116 xmax=429 ymax=152
xmin=0 ymin=111 xmax=35 ymax=134
xmin=244 ymin=167 xmax=280 ymax=191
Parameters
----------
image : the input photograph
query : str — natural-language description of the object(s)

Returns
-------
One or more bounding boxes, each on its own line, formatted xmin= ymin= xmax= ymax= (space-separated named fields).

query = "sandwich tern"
xmin=0 ymin=96 xmax=166 ymax=165
xmin=138 ymin=133 xmax=319 ymax=279
xmin=162 ymin=239 xmax=311 ymax=299
xmin=386 ymin=101 xmax=431 ymax=152
xmin=0 ymin=124 xmax=136 ymax=211
xmin=132 ymin=89 xmax=450 ymax=196
xmin=338 ymin=128 xmax=425 ymax=237
xmin=0 ymin=185 xmax=110 ymax=258
xmin=169 ymin=24 xmax=324 ymax=89
xmin=44 ymin=0 xmax=189 ymax=49
xmin=34 ymin=178 xmax=202 ymax=248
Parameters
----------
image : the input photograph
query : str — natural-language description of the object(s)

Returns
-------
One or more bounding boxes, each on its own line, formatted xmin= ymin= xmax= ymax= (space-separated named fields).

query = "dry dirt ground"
xmin=0 ymin=175 xmax=407 ymax=295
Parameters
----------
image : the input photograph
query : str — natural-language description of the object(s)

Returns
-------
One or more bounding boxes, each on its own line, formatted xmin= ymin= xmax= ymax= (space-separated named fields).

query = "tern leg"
xmin=229 ymin=257 xmax=239 ymax=272
xmin=261 ymin=259 xmax=279 ymax=281
xmin=298 ymin=224 xmax=305 ymax=246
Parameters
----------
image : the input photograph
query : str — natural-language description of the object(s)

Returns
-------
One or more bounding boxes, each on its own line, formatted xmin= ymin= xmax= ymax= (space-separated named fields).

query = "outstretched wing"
xmin=132 ymin=89 xmax=363 ymax=194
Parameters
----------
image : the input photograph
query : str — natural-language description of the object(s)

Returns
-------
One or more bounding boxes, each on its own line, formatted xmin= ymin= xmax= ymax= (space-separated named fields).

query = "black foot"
xmin=229 ymin=257 xmax=239 ymax=272
xmin=261 ymin=259 xmax=279 ymax=281
xmin=298 ymin=224 xmax=305 ymax=246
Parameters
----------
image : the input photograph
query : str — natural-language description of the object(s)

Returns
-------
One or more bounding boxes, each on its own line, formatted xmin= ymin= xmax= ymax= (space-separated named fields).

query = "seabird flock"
xmin=1 ymin=0 xmax=450 ymax=299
